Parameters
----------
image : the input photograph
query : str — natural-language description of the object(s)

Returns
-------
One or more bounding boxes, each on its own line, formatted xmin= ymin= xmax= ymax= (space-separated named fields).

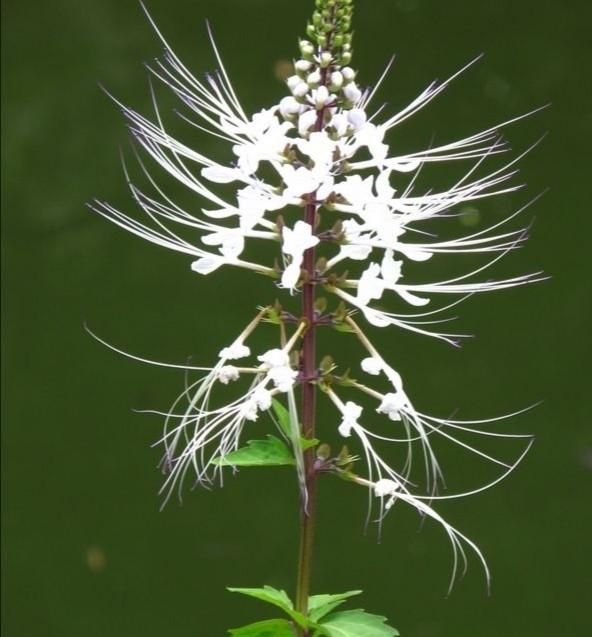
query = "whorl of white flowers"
xmin=91 ymin=0 xmax=540 ymax=591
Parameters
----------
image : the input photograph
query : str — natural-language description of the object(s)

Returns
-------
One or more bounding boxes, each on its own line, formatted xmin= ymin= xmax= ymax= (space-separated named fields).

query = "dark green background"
xmin=2 ymin=1 xmax=590 ymax=635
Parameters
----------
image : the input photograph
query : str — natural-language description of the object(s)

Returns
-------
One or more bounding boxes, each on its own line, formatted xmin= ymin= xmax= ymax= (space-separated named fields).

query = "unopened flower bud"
xmin=340 ymin=51 xmax=352 ymax=65
xmin=298 ymin=109 xmax=318 ymax=136
xmin=307 ymin=69 xmax=322 ymax=87
xmin=341 ymin=66 xmax=356 ymax=83
xmin=279 ymin=96 xmax=301 ymax=119
xmin=299 ymin=39 xmax=315 ymax=58
xmin=314 ymin=85 xmax=329 ymax=109
xmin=343 ymin=82 xmax=362 ymax=104
xmin=319 ymin=51 xmax=332 ymax=68
xmin=347 ymin=108 xmax=366 ymax=131
xmin=292 ymin=81 xmax=310 ymax=99
xmin=329 ymin=113 xmax=348 ymax=137
xmin=295 ymin=59 xmax=312 ymax=74
xmin=329 ymin=71 xmax=344 ymax=91
xmin=286 ymin=75 xmax=301 ymax=92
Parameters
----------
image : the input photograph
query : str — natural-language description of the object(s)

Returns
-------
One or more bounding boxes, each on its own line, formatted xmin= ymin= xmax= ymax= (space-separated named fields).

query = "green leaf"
xmin=315 ymin=609 xmax=399 ymax=637
xmin=300 ymin=437 xmax=320 ymax=451
xmin=308 ymin=591 xmax=363 ymax=622
xmin=213 ymin=436 xmax=295 ymax=467
xmin=228 ymin=618 xmax=295 ymax=637
xmin=272 ymin=399 xmax=291 ymax=437
xmin=272 ymin=399 xmax=318 ymax=451
xmin=228 ymin=586 xmax=308 ymax=628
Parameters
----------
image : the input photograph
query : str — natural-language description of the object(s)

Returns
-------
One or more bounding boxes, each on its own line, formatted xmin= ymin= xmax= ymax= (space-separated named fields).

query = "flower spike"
xmin=91 ymin=1 xmax=542 ymax=593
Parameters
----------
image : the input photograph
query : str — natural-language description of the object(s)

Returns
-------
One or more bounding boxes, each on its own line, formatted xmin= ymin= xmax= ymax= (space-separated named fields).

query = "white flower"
xmin=191 ymin=255 xmax=226 ymax=275
xmin=356 ymin=263 xmax=385 ymax=305
xmin=374 ymin=478 xmax=399 ymax=498
xmin=201 ymin=228 xmax=245 ymax=259
xmin=268 ymin=366 xmax=298 ymax=392
xmin=295 ymin=132 xmax=336 ymax=172
xmin=257 ymin=348 xmax=290 ymax=368
xmin=281 ymin=262 xmax=302 ymax=291
xmin=361 ymin=357 xmax=382 ymax=375
xmin=280 ymin=221 xmax=320 ymax=290
xmin=219 ymin=343 xmax=250 ymax=360
xmin=374 ymin=479 xmax=400 ymax=512
xmin=257 ymin=348 xmax=297 ymax=392
xmin=218 ymin=365 xmax=240 ymax=384
xmin=380 ymin=250 xmax=402 ymax=286
xmin=280 ymin=165 xmax=320 ymax=198
xmin=338 ymin=401 xmax=363 ymax=437
xmin=376 ymin=392 xmax=407 ymax=421
xmin=241 ymin=399 xmax=259 ymax=422
xmin=253 ymin=387 xmax=273 ymax=412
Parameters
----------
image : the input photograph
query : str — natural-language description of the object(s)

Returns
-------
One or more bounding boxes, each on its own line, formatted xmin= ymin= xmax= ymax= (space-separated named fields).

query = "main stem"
xmin=295 ymin=63 xmax=331 ymax=635
xmin=295 ymin=196 xmax=319 ymax=629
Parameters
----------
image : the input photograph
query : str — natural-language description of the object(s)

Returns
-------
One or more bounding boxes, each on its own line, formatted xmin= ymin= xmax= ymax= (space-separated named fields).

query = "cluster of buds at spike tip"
xmin=305 ymin=0 xmax=353 ymax=64
xmin=92 ymin=1 xmax=542 ymax=589
xmin=281 ymin=0 xmax=360 ymax=121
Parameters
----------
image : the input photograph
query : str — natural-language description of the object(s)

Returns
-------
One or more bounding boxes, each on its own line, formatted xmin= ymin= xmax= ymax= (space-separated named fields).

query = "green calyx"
xmin=305 ymin=0 xmax=354 ymax=65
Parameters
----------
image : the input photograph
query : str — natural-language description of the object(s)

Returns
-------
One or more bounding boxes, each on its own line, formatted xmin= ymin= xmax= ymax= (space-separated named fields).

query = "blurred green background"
xmin=2 ymin=0 xmax=591 ymax=635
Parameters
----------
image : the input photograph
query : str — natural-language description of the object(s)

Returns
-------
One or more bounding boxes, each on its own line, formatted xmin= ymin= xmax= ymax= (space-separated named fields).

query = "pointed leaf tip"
xmin=213 ymin=436 xmax=295 ymax=467
xmin=317 ymin=609 xmax=399 ymax=637
xmin=228 ymin=618 xmax=295 ymax=637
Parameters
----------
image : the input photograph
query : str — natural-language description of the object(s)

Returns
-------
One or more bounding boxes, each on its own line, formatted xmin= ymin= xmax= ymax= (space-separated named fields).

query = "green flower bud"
xmin=303 ymin=0 xmax=354 ymax=67
xmin=299 ymin=39 xmax=314 ymax=58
